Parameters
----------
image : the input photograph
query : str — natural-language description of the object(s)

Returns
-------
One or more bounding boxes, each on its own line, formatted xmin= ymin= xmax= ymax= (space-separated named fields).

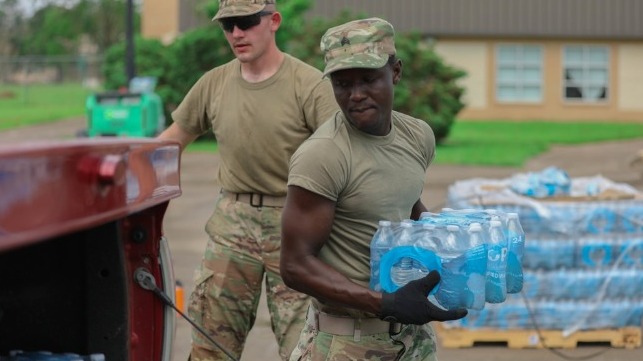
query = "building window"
xmin=496 ymin=44 xmax=543 ymax=103
xmin=563 ymin=45 xmax=609 ymax=103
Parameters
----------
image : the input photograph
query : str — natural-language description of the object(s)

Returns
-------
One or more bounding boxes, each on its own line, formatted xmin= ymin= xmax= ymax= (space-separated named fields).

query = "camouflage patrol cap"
xmin=212 ymin=0 xmax=275 ymax=20
xmin=320 ymin=17 xmax=396 ymax=77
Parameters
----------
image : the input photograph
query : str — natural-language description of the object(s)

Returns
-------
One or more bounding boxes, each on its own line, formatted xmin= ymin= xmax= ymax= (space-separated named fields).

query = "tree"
xmin=0 ymin=0 xmax=27 ymax=55
xmin=394 ymin=33 xmax=466 ymax=142
xmin=5 ymin=0 xmax=140 ymax=56
xmin=163 ymin=26 xmax=232 ymax=114
xmin=101 ymin=35 xmax=169 ymax=91
xmin=89 ymin=0 xmax=140 ymax=53
xmin=21 ymin=4 xmax=80 ymax=55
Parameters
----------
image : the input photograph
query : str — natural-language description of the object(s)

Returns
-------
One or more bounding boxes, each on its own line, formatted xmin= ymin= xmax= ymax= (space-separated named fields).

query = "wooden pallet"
xmin=434 ymin=324 xmax=641 ymax=349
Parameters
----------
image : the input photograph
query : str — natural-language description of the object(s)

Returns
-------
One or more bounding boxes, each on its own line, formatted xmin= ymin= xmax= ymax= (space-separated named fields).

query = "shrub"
xmin=164 ymin=26 xmax=233 ymax=115
xmin=394 ymin=33 xmax=466 ymax=142
xmin=101 ymin=36 xmax=170 ymax=91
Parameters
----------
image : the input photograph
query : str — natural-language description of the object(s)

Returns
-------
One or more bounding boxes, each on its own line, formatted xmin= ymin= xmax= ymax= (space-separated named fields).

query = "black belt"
xmin=220 ymin=190 xmax=286 ymax=208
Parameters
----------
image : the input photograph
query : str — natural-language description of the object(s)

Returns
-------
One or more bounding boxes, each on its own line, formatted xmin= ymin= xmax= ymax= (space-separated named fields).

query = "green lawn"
xmin=2 ymin=84 xmax=642 ymax=167
xmin=183 ymin=120 xmax=643 ymax=167
xmin=0 ymin=83 xmax=94 ymax=130
xmin=434 ymin=120 xmax=643 ymax=166
xmin=186 ymin=139 xmax=219 ymax=153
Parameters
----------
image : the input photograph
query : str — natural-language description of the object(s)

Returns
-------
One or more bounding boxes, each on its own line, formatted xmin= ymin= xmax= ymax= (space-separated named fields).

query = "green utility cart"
xmin=85 ymin=77 xmax=165 ymax=137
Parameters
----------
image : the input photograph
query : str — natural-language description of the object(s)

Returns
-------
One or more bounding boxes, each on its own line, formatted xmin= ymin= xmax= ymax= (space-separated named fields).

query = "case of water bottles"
xmin=369 ymin=209 xmax=525 ymax=311
xmin=444 ymin=168 xmax=643 ymax=332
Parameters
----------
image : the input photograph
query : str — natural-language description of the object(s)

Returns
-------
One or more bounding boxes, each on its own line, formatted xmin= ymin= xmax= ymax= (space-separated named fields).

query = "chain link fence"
xmin=0 ymin=55 xmax=104 ymax=88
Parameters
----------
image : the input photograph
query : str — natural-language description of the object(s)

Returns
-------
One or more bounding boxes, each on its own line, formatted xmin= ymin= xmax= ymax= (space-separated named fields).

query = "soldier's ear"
xmin=392 ymin=60 xmax=402 ymax=85
xmin=269 ymin=11 xmax=282 ymax=31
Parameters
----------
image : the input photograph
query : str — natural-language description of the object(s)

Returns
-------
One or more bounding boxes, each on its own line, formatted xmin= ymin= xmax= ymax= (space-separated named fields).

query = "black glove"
xmin=380 ymin=270 xmax=468 ymax=325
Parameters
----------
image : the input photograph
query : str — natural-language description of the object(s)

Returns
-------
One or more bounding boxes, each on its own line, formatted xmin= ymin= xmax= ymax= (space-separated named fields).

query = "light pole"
xmin=125 ymin=0 xmax=136 ymax=84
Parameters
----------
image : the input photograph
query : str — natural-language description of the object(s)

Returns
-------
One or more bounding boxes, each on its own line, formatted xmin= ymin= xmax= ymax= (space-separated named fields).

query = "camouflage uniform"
xmin=289 ymin=308 xmax=438 ymax=361
xmin=287 ymin=17 xmax=441 ymax=360
xmin=212 ymin=0 xmax=276 ymax=20
xmin=189 ymin=197 xmax=309 ymax=360
xmin=184 ymin=1 xmax=339 ymax=360
xmin=320 ymin=17 xmax=397 ymax=77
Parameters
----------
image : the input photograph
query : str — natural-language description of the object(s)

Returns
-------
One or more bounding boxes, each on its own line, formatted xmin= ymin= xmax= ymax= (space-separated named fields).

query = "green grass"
xmin=185 ymin=120 xmax=643 ymax=166
xmin=186 ymin=139 xmax=219 ymax=153
xmin=0 ymin=83 xmax=95 ymax=130
xmin=434 ymin=120 xmax=643 ymax=166
xmin=2 ymin=86 xmax=642 ymax=167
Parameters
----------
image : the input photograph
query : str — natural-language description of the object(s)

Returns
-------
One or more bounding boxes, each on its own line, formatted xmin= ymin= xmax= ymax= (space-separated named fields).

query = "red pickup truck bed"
xmin=0 ymin=138 xmax=181 ymax=361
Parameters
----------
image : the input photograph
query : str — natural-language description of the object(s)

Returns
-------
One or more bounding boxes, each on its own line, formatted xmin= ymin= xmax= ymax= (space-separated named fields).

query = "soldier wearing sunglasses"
xmin=157 ymin=1 xmax=338 ymax=360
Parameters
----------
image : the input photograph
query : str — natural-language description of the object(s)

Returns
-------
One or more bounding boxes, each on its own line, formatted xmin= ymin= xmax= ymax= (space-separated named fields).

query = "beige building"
xmin=142 ymin=0 xmax=209 ymax=44
xmin=142 ymin=0 xmax=643 ymax=122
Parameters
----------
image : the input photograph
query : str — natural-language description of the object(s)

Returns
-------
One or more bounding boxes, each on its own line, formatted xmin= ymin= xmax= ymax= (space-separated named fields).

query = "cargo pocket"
xmin=188 ymin=268 xmax=215 ymax=349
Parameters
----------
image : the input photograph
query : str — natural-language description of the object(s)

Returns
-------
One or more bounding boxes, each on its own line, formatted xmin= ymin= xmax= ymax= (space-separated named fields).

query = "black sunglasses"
xmin=219 ymin=11 xmax=274 ymax=32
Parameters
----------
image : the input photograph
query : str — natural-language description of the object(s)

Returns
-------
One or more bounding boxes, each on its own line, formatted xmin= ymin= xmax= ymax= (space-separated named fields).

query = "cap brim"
xmin=322 ymin=53 xmax=389 ymax=77
xmin=212 ymin=4 xmax=264 ymax=20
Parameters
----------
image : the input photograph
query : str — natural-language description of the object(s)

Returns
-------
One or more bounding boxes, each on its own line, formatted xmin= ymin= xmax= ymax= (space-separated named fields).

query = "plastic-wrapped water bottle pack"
xmin=369 ymin=208 xmax=525 ymax=311
xmin=447 ymin=171 xmax=643 ymax=236
xmin=509 ymin=166 xmax=571 ymax=198
xmin=443 ymin=170 xmax=643 ymax=332
xmin=522 ymin=268 xmax=643 ymax=300
xmin=449 ymin=295 xmax=643 ymax=330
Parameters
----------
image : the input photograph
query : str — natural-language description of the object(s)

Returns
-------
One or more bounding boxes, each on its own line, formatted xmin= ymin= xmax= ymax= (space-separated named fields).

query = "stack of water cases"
xmin=369 ymin=209 xmax=525 ymax=311
xmin=0 ymin=351 xmax=105 ymax=361
xmin=445 ymin=168 xmax=643 ymax=333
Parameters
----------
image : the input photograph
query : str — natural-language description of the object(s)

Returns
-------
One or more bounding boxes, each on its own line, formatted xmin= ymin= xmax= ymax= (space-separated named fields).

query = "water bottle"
xmin=626 ymin=299 xmax=643 ymax=327
xmin=435 ymin=224 xmax=474 ymax=309
xmin=419 ymin=212 xmax=435 ymax=223
xmin=435 ymin=223 xmax=487 ymax=310
xmin=390 ymin=220 xmax=416 ymax=287
xmin=496 ymin=299 xmax=529 ymax=329
xmin=369 ymin=220 xmax=393 ymax=290
xmin=619 ymin=237 xmax=643 ymax=267
xmin=576 ymin=237 xmax=614 ymax=269
xmin=585 ymin=206 xmax=617 ymax=234
xmin=485 ymin=219 xmax=507 ymax=303
xmin=506 ymin=212 xmax=524 ymax=293
xmin=420 ymin=223 xmax=440 ymax=250
xmin=464 ymin=222 xmax=488 ymax=310
xmin=411 ymin=224 xmax=434 ymax=280
xmin=443 ymin=224 xmax=460 ymax=249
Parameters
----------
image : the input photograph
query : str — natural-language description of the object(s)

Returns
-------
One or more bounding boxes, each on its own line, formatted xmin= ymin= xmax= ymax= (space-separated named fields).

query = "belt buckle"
xmin=353 ymin=318 xmax=362 ymax=342
xmin=389 ymin=322 xmax=402 ymax=335
xmin=250 ymin=193 xmax=263 ymax=207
